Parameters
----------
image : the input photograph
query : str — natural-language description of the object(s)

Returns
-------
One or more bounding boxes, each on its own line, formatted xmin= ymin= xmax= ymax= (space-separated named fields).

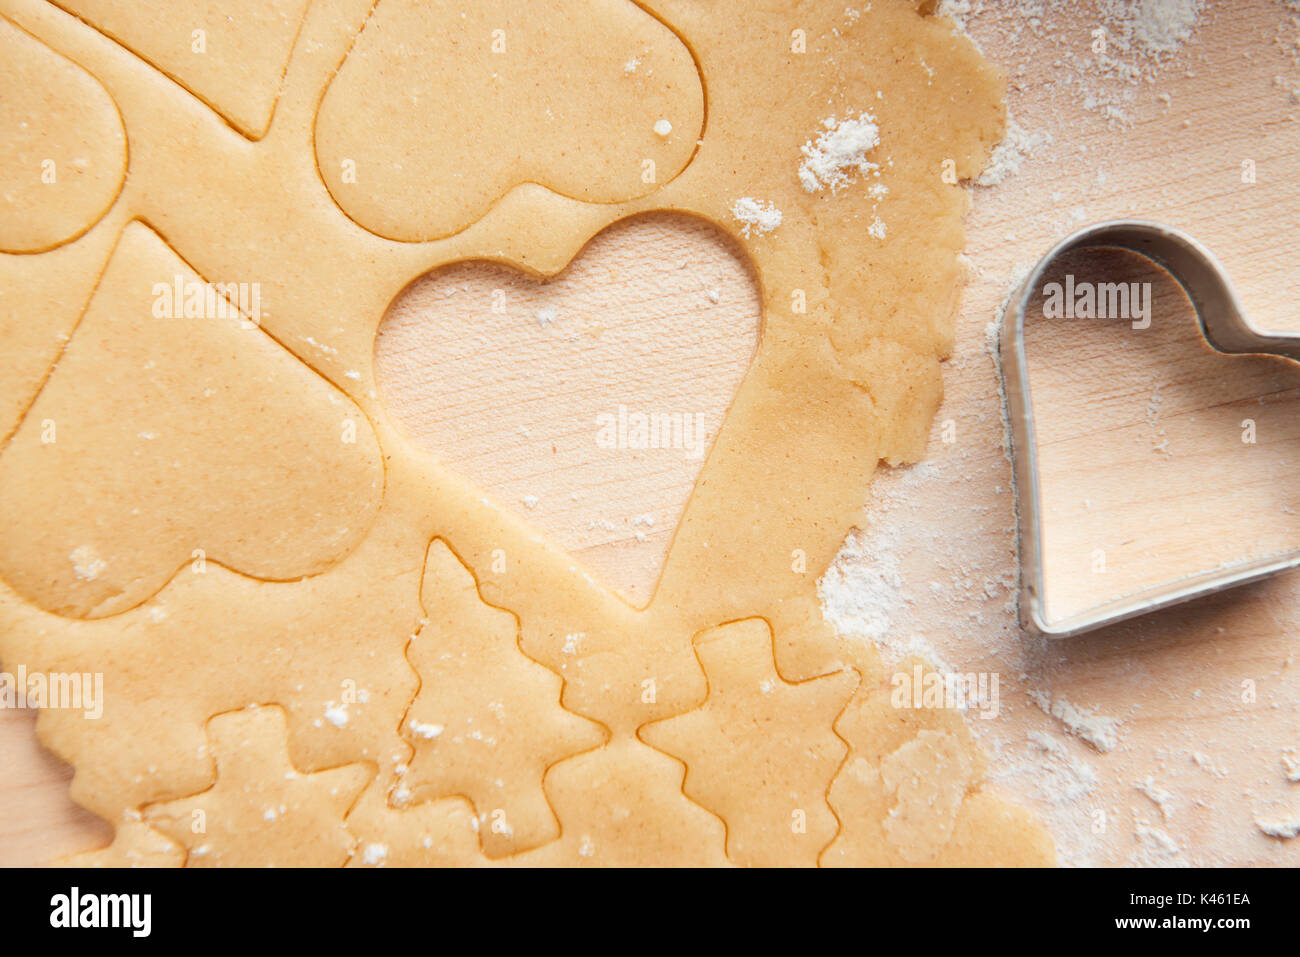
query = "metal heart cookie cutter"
xmin=998 ymin=220 xmax=1300 ymax=638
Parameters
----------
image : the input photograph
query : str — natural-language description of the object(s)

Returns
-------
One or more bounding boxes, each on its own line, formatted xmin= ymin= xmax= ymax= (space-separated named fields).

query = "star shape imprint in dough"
xmin=639 ymin=619 xmax=857 ymax=866
xmin=143 ymin=706 xmax=373 ymax=867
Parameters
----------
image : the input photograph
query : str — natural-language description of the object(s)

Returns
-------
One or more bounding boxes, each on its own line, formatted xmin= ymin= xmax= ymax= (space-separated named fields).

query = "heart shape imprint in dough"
xmin=314 ymin=0 xmax=705 ymax=241
xmin=0 ymin=18 xmax=126 ymax=253
xmin=374 ymin=213 xmax=761 ymax=607
xmin=0 ymin=223 xmax=384 ymax=619
xmin=1023 ymin=247 xmax=1300 ymax=628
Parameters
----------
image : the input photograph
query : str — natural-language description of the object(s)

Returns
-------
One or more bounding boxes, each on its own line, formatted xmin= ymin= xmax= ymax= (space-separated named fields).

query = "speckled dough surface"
xmin=0 ymin=0 xmax=1053 ymax=866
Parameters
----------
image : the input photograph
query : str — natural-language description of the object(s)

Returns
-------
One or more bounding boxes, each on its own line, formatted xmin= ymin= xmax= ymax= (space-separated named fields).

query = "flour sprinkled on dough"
xmin=729 ymin=196 xmax=783 ymax=237
xmin=408 ymin=718 xmax=444 ymax=740
xmin=976 ymin=120 xmax=1050 ymax=187
xmin=323 ymin=702 xmax=349 ymax=729
xmin=798 ymin=113 xmax=881 ymax=193
xmin=70 ymin=544 xmax=107 ymax=582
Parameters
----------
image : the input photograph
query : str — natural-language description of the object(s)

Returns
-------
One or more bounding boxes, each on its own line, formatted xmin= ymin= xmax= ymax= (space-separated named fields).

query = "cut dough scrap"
xmin=640 ymin=619 xmax=858 ymax=867
xmin=315 ymin=0 xmax=704 ymax=240
xmin=401 ymin=540 xmax=605 ymax=858
xmin=0 ymin=222 xmax=384 ymax=618
xmin=941 ymin=792 xmax=1057 ymax=867
xmin=823 ymin=659 xmax=1055 ymax=867
xmin=879 ymin=730 xmax=976 ymax=862
xmin=144 ymin=706 xmax=373 ymax=868
xmin=50 ymin=0 xmax=310 ymax=139
xmin=0 ymin=16 xmax=126 ymax=252
xmin=508 ymin=736 xmax=731 ymax=868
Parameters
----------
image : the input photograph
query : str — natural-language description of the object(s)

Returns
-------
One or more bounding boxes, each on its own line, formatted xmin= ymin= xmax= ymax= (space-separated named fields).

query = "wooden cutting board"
xmin=4 ymin=0 xmax=1300 ymax=867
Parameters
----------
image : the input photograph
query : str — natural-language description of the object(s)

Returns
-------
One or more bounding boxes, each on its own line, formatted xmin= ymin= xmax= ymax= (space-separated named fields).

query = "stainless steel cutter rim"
xmin=999 ymin=219 xmax=1300 ymax=638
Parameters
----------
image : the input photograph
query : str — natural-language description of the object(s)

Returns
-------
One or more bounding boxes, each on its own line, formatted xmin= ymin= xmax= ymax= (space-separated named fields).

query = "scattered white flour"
xmin=1282 ymin=748 xmax=1300 ymax=782
xmin=623 ymin=56 xmax=640 ymax=74
xmin=1135 ymin=775 xmax=1175 ymax=821
xmin=70 ymin=545 xmax=107 ymax=582
xmin=1192 ymin=750 xmax=1229 ymax=778
xmin=1029 ymin=689 xmax=1121 ymax=752
xmin=949 ymin=0 xmax=1208 ymax=127
xmin=1089 ymin=0 xmax=1207 ymax=98
xmin=729 ymin=197 xmax=783 ymax=237
xmin=1111 ymin=0 xmax=1206 ymax=59
xmin=323 ymin=702 xmax=349 ymax=729
xmin=867 ymin=216 xmax=887 ymax=240
xmin=986 ymin=259 xmax=1036 ymax=467
xmin=1279 ymin=4 xmax=1300 ymax=70
xmin=1254 ymin=810 xmax=1300 ymax=839
xmin=408 ymin=719 xmax=443 ymax=739
xmin=983 ymin=730 xmax=1100 ymax=866
xmin=935 ymin=0 xmax=974 ymax=31
xmin=521 ymin=495 xmax=540 ymax=510
xmin=1090 ymin=0 xmax=1206 ymax=122
xmin=653 ymin=118 xmax=672 ymax=137
xmin=798 ymin=113 xmax=881 ymax=193
xmin=534 ymin=308 xmax=558 ymax=329
xmin=1025 ymin=731 xmax=1099 ymax=804
xmin=1144 ymin=383 xmax=1165 ymax=429
xmin=819 ymin=524 xmax=904 ymax=645
xmin=976 ymin=120 xmax=1050 ymax=187
xmin=818 ymin=462 xmax=960 ymax=672
xmin=362 ymin=842 xmax=389 ymax=865
xmin=1132 ymin=817 xmax=1186 ymax=866
xmin=302 ymin=335 xmax=337 ymax=356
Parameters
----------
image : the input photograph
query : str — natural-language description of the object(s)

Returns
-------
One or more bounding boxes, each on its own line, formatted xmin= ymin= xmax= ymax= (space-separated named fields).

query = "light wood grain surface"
xmin=374 ymin=213 xmax=761 ymax=608
xmin=4 ymin=0 xmax=1300 ymax=867
xmin=1028 ymin=248 xmax=1300 ymax=625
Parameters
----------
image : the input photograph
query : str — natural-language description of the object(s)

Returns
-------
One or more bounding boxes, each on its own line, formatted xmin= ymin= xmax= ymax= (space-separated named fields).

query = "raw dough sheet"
xmin=0 ymin=0 xmax=1052 ymax=867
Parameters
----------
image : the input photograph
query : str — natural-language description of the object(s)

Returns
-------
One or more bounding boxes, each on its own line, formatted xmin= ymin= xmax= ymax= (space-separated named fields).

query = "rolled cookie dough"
xmin=0 ymin=0 xmax=1053 ymax=867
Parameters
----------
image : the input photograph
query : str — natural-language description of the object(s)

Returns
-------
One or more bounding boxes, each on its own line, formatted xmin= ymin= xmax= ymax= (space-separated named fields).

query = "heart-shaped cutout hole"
xmin=374 ymin=213 xmax=761 ymax=607
xmin=1024 ymin=246 xmax=1300 ymax=627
